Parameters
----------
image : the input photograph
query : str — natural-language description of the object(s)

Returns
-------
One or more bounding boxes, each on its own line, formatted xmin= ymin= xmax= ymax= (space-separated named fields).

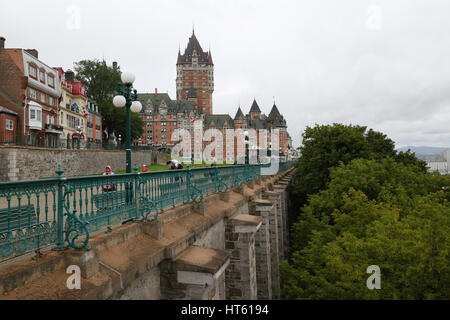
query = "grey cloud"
xmin=1 ymin=0 xmax=449 ymax=148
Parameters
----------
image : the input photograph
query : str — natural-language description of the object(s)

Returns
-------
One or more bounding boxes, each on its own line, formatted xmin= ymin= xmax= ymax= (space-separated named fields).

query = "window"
xmin=29 ymin=88 xmax=37 ymax=99
xmin=47 ymin=115 xmax=55 ymax=125
xmin=6 ymin=119 xmax=13 ymax=131
xmin=40 ymin=93 xmax=45 ymax=103
xmin=29 ymin=65 xmax=37 ymax=79
xmin=60 ymin=112 xmax=64 ymax=124
xmin=48 ymin=75 xmax=55 ymax=88
xmin=30 ymin=109 xmax=41 ymax=121
xmin=49 ymin=96 xmax=54 ymax=106
xmin=39 ymin=69 xmax=45 ymax=83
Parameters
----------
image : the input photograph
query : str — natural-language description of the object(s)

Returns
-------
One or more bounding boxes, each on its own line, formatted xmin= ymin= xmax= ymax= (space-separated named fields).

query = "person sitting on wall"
xmin=166 ymin=160 xmax=184 ymax=182
xmin=103 ymin=165 xmax=116 ymax=192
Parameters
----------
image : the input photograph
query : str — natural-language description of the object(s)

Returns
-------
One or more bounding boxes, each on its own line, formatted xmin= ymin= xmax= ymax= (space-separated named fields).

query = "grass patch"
xmin=112 ymin=162 xmax=231 ymax=174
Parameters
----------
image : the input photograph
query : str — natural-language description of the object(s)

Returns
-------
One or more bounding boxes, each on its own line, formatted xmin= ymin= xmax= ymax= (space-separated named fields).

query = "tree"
xmin=112 ymin=107 xmax=144 ymax=142
xmin=282 ymin=157 xmax=450 ymax=299
xmin=73 ymin=59 xmax=143 ymax=141
xmin=289 ymin=124 xmax=397 ymax=222
xmin=289 ymin=124 xmax=426 ymax=224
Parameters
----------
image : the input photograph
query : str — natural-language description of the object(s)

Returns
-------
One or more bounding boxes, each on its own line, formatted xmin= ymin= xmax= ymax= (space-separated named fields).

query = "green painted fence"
xmin=0 ymin=161 xmax=294 ymax=261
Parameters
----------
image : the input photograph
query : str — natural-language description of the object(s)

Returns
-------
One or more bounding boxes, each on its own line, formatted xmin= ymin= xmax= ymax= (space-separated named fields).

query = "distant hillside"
xmin=396 ymin=146 xmax=450 ymax=161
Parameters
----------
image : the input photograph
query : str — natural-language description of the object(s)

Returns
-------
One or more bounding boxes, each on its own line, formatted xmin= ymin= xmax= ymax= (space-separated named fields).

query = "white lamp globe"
xmin=130 ymin=101 xmax=143 ymax=113
xmin=121 ymin=72 xmax=135 ymax=84
xmin=113 ymin=95 xmax=126 ymax=107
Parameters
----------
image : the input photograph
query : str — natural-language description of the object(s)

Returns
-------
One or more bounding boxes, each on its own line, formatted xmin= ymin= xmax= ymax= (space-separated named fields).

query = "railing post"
xmin=54 ymin=165 xmax=66 ymax=250
xmin=134 ymin=165 xmax=139 ymax=220
xmin=186 ymin=165 xmax=191 ymax=202
xmin=213 ymin=162 xmax=218 ymax=192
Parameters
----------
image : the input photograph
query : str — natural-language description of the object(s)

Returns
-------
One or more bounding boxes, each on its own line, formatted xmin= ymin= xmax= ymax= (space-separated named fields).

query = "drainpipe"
xmin=24 ymin=96 xmax=27 ymax=136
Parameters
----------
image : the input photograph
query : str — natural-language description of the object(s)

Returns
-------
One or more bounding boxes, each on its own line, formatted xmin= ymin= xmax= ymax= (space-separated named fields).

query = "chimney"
xmin=112 ymin=61 xmax=117 ymax=70
xmin=155 ymin=88 xmax=158 ymax=96
xmin=25 ymin=49 xmax=38 ymax=59
xmin=65 ymin=69 xmax=75 ymax=82
xmin=0 ymin=37 xmax=5 ymax=49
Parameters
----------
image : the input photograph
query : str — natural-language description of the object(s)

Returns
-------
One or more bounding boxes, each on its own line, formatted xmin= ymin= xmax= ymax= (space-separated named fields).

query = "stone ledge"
xmin=173 ymin=246 xmax=230 ymax=274
xmin=0 ymin=169 xmax=287 ymax=299
xmin=252 ymin=199 xmax=273 ymax=206
xmin=228 ymin=214 xmax=262 ymax=227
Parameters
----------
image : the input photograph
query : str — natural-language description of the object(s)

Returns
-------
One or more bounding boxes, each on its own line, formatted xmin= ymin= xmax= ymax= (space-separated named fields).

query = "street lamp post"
xmin=244 ymin=130 xmax=249 ymax=165
xmin=113 ymin=72 xmax=142 ymax=173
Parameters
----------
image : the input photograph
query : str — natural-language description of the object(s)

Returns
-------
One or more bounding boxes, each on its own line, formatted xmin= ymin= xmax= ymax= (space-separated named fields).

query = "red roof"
xmin=55 ymin=67 xmax=87 ymax=97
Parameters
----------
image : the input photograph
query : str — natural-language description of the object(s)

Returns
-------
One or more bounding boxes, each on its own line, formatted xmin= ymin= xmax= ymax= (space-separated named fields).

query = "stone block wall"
xmin=224 ymin=214 xmax=261 ymax=300
xmin=263 ymin=190 xmax=282 ymax=299
xmin=0 ymin=146 xmax=168 ymax=181
xmin=249 ymin=199 xmax=273 ymax=300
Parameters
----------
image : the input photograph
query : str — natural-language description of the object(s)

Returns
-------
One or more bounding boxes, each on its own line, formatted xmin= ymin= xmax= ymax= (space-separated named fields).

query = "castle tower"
xmin=249 ymin=99 xmax=262 ymax=120
xmin=176 ymin=30 xmax=214 ymax=115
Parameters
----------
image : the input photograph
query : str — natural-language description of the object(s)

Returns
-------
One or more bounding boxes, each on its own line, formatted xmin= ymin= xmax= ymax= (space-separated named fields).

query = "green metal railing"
xmin=0 ymin=161 xmax=294 ymax=261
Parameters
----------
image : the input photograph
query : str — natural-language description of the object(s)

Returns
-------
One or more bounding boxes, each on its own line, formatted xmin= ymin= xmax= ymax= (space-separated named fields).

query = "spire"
xmin=249 ymin=99 xmax=261 ymax=114
xmin=178 ymin=29 xmax=213 ymax=65
xmin=177 ymin=48 xmax=182 ymax=64
xmin=268 ymin=103 xmax=281 ymax=119
xmin=234 ymin=106 xmax=244 ymax=120
xmin=208 ymin=50 xmax=213 ymax=65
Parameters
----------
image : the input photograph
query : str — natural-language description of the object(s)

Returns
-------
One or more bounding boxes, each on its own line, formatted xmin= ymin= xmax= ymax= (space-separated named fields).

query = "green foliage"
xmin=282 ymin=156 xmax=450 ymax=299
xmin=112 ymin=107 xmax=144 ymax=141
xmin=290 ymin=124 xmax=396 ymax=215
xmin=289 ymin=124 xmax=427 ymax=223
xmin=73 ymin=59 xmax=143 ymax=140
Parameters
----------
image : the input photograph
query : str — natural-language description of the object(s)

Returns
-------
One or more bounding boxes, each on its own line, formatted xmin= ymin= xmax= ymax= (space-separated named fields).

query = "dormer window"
xmin=29 ymin=64 xmax=37 ymax=79
xmin=39 ymin=69 xmax=45 ymax=83
xmin=48 ymin=74 xmax=55 ymax=88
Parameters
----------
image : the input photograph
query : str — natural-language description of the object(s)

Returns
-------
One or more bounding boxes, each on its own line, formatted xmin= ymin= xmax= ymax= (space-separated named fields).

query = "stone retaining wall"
xmin=0 ymin=146 xmax=168 ymax=182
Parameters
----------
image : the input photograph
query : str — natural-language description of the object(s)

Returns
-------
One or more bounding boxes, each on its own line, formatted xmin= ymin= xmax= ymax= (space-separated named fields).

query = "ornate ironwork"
xmin=0 ymin=161 xmax=294 ymax=261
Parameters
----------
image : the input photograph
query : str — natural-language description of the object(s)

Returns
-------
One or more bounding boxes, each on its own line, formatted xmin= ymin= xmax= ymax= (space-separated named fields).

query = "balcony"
xmin=45 ymin=123 xmax=64 ymax=134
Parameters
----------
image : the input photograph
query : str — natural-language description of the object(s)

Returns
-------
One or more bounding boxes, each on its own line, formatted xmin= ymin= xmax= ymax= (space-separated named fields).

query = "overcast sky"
xmin=1 ymin=0 xmax=450 ymax=148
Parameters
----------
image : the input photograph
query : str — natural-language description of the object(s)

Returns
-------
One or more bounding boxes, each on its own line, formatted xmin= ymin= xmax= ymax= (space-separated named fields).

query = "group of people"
xmin=102 ymin=160 xmax=184 ymax=191
xmin=102 ymin=160 xmax=184 ymax=176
